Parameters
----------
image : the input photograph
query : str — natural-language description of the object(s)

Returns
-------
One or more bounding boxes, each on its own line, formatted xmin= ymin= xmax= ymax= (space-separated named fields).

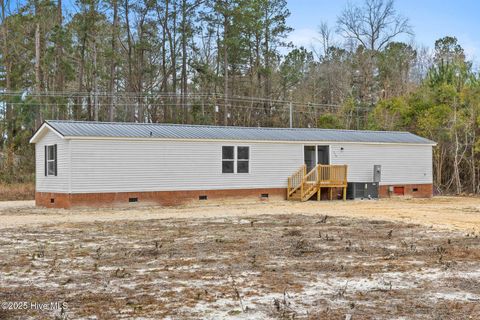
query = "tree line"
xmin=1 ymin=0 xmax=480 ymax=195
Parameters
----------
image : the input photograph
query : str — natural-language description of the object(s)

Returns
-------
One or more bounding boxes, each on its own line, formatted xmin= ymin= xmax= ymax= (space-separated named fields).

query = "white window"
xmin=45 ymin=144 xmax=57 ymax=176
xmin=237 ymin=146 xmax=249 ymax=173
xmin=222 ymin=146 xmax=235 ymax=173
xmin=222 ymin=146 xmax=249 ymax=174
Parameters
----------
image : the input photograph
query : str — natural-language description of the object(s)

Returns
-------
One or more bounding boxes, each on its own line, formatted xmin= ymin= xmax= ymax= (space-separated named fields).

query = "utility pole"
xmin=288 ymin=89 xmax=293 ymax=128
xmin=289 ymin=101 xmax=293 ymax=128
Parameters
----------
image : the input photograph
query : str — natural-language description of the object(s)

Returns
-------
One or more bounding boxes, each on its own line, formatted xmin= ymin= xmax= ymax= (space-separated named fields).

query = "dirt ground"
xmin=0 ymin=196 xmax=479 ymax=233
xmin=0 ymin=197 xmax=479 ymax=319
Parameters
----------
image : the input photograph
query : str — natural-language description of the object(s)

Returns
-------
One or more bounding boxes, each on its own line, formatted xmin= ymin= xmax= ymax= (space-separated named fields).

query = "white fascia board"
xmin=62 ymin=135 xmax=437 ymax=146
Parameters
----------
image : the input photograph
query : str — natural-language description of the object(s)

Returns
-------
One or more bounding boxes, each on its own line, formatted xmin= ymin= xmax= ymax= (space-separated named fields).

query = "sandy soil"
xmin=0 ymin=212 xmax=479 ymax=319
xmin=1 ymin=197 xmax=479 ymax=319
xmin=0 ymin=196 xmax=479 ymax=233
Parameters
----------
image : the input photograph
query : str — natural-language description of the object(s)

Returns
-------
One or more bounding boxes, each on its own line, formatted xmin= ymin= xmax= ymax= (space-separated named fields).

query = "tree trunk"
xmin=471 ymin=136 xmax=476 ymax=193
xmin=1 ymin=0 xmax=10 ymax=115
xmin=34 ymin=0 xmax=42 ymax=128
xmin=470 ymin=111 xmax=477 ymax=193
xmin=108 ymin=0 xmax=118 ymax=122
xmin=1 ymin=0 xmax=14 ymax=178
xmin=434 ymin=145 xmax=444 ymax=191
xmin=263 ymin=5 xmax=270 ymax=100
xmin=76 ymin=1 xmax=88 ymax=120
xmin=169 ymin=1 xmax=178 ymax=122
xmin=125 ymin=0 xmax=135 ymax=121
xmin=0 ymin=0 xmax=8 ymax=92
xmin=138 ymin=16 xmax=145 ymax=123
xmin=181 ymin=0 xmax=188 ymax=123
xmin=223 ymin=14 xmax=228 ymax=126
xmin=255 ymin=31 xmax=261 ymax=98
xmin=88 ymin=1 xmax=98 ymax=121
xmin=161 ymin=0 xmax=169 ymax=121
xmin=452 ymin=102 xmax=462 ymax=194
xmin=55 ymin=0 xmax=64 ymax=119
xmin=93 ymin=41 xmax=98 ymax=121
xmin=213 ymin=24 xmax=220 ymax=125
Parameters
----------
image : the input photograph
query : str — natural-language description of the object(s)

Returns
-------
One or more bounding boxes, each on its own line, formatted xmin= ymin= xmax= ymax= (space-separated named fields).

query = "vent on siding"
xmin=50 ymin=198 xmax=55 ymax=204
xmin=199 ymin=195 xmax=208 ymax=200
xmin=412 ymin=188 xmax=419 ymax=192
xmin=129 ymin=197 xmax=138 ymax=203
xmin=260 ymin=193 xmax=269 ymax=198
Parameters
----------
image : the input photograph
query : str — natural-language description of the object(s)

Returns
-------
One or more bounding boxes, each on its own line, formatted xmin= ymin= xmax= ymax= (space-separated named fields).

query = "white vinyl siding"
xmin=35 ymin=130 xmax=70 ymax=192
xmin=69 ymin=140 xmax=303 ymax=193
xmin=330 ymin=143 xmax=432 ymax=184
xmin=33 ymin=128 xmax=433 ymax=194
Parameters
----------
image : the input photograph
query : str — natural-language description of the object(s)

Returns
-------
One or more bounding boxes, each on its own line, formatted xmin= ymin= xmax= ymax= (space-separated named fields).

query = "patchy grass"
xmin=0 ymin=214 xmax=479 ymax=319
xmin=0 ymin=183 xmax=34 ymax=201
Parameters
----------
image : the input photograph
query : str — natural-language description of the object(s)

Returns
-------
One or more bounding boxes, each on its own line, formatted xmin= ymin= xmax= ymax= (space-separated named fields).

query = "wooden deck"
xmin=287 ymin=164 xmax=348 ymax=202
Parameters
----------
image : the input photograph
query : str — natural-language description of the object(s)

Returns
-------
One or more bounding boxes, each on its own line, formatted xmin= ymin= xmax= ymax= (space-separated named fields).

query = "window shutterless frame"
xmin=221 ymin=145 xmax=250 ymax=174
xmin=45 ymin=144 xmax=57 ymax=176
xmin=236 ymin=146 xmax=249 ymax=174
xmin=222 ymin=146 xmax=235 ymax=173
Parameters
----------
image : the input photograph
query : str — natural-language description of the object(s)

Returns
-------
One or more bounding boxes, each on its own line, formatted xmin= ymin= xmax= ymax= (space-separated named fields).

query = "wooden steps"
xmin=287 ymin=164 xmax=348 ymax=202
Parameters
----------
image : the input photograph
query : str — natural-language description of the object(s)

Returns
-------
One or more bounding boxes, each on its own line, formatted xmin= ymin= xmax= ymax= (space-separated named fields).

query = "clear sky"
xmin=286 ymin=0 xmax=480 ymax=61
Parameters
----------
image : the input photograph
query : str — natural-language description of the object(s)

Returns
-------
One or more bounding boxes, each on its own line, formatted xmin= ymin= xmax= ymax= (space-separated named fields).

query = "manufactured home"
xmin=30 ymin=120 xmax=436 ymax=208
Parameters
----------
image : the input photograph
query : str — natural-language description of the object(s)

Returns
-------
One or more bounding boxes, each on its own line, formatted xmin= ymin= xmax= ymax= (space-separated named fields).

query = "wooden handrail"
xmin=301 ymin=165 xmax=319 ymax=199
xmin=304 ymin=166 xmax=318 ymax=183
xmin=287 ymin=164 xmax=306 ymax=197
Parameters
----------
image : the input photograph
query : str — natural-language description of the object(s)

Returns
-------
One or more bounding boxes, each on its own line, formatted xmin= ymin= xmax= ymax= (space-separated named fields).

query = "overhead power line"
xmin=0 ymin=91 xmax=372 ymax=111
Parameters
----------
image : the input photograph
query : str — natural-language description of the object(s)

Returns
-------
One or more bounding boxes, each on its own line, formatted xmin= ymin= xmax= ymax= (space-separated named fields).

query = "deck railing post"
xmin=301 ymin=179 xmax=304 ymax=199
xmin=287 ymin=177 xmax=291 ymax=199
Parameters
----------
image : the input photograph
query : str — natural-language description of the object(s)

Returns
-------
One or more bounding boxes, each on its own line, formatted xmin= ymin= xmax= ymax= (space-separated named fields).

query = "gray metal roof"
xmin=44 ymin=120 xmax=436 ymax=145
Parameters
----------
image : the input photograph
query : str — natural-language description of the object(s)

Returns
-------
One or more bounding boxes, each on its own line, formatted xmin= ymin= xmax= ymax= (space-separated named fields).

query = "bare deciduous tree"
xmin=336 ymin=0 xmax=413 ymax=51
xmin=314 ymin=21 xmax=332 ymax=60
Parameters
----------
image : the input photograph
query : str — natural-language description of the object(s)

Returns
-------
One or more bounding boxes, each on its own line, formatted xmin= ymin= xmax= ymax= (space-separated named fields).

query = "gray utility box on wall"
xmin=373 ymin=165 xmax=382 ymax=182
xmin=346 ymin=182 xmax=379 ymax=199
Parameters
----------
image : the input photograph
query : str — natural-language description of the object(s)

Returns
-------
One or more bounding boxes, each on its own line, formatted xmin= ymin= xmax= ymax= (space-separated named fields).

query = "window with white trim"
xmin=222 ymin=146 xmax=234 ymax=173
xmin=222 ymin=146 xmax=249 ymax=174
xmin=45 ymin=144 xmax=57 ymax=176
xmin=237 ymin=146 xmax=249 ymax=173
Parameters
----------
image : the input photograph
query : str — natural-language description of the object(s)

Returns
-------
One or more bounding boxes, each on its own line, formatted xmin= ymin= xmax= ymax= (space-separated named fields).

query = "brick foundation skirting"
xmin=35 ymin=188 xmax=287 ymax=209
xmin=378 ymin=184 xmax=433 ymax=198
xmin=36 ymin=183 xmax=433 ymax=208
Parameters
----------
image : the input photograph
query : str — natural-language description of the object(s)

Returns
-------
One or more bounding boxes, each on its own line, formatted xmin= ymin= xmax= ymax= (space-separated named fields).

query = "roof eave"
xmin=29 ymin=122 xmax=65 ymax=144
xmin=60 ymin=135 xmax=437 ymax=146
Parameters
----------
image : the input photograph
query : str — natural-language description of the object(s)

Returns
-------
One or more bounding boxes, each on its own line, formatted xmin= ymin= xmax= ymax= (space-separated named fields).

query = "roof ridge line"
xmin=45 ymin=120 xmax=412 ymax=134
